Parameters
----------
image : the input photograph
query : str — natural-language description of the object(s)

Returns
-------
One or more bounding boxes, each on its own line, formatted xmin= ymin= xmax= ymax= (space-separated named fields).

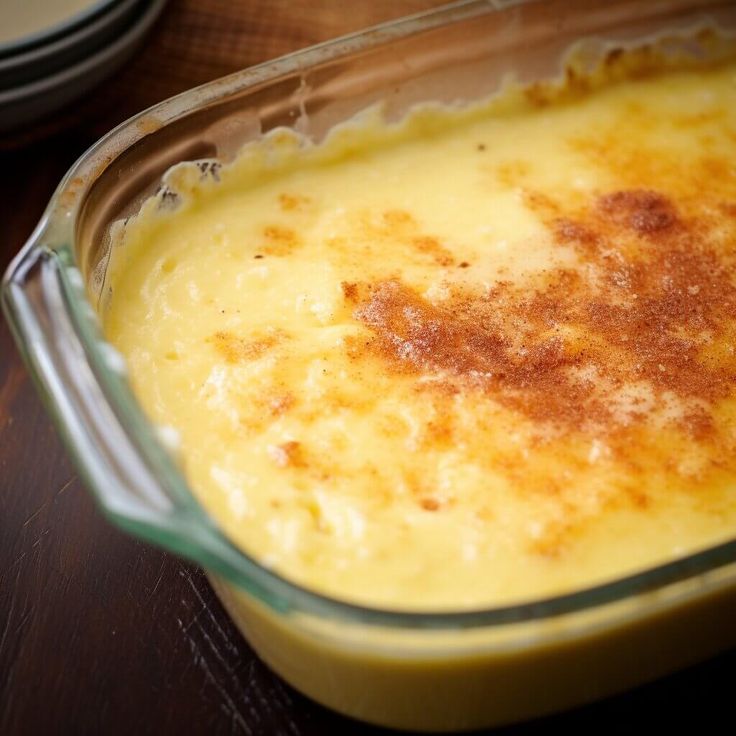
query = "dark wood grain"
xmin=1 ymin=1 xmax=734 ymax=734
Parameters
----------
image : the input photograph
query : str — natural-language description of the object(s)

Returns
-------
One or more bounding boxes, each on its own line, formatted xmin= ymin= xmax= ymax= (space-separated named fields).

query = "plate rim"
xmin=0 ymin=0 xmax=166 ymax=107
xmin=0 ymin=0 xmax=124 ymax=59
xmin=0 ymin=0 xmax=142 ymax=80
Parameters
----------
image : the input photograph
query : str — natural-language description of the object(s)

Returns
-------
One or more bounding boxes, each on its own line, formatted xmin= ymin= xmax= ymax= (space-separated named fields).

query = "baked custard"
xmin=103 ymin=53 xmax=736 ymax=610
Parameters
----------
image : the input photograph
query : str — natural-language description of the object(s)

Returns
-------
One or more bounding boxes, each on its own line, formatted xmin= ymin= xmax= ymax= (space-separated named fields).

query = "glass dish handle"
xmin=1 ymin=234 xmax=285 ymax=605
xmin=3 ymin=235 xmax=182 ymax=515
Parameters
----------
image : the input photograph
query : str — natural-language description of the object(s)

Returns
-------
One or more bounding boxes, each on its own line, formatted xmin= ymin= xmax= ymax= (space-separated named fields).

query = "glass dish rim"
xmin=4 ymin=0 xmax=736 ymax=632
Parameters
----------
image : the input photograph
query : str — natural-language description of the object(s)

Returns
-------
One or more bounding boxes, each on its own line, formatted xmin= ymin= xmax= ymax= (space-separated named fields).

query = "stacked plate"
xmin=0 ymin=0 xmax=167 ymax=133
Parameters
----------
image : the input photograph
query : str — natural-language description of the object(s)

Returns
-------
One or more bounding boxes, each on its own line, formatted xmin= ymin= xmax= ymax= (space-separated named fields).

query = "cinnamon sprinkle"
xmin=352 ymin=189 xmax=736 ymax=440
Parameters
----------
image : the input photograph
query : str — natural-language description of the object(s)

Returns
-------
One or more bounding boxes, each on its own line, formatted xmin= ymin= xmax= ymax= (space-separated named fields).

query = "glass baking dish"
xmin=4 ymin=0 xmax=736 ymax=730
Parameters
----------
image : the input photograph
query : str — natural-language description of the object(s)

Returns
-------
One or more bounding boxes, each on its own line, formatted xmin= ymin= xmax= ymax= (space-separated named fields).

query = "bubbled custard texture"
xmin=105 ymin=59 xmax=736 ymax=609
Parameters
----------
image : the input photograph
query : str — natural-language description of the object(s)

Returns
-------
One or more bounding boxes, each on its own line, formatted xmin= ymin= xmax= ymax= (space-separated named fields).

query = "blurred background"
xmin=1 ymin=2 xmax=734 ymax=735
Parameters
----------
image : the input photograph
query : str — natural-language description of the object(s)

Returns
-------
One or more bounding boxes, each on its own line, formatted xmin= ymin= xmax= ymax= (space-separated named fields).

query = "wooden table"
xmin=1 ymin=1 xmax=734 ymax=733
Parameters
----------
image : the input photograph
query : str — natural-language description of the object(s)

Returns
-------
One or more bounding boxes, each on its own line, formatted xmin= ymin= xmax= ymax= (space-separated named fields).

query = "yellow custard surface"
xmin=103 ymin=58 xmax=736 ymax=610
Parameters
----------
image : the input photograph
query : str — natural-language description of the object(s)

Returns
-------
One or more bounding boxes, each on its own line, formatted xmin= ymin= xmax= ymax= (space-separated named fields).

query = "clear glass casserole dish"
xmin=3 ymin=0 xmax=736 ymax=731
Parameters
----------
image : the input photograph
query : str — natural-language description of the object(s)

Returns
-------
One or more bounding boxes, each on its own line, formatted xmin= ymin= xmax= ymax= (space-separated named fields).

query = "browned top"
xmin=350 ymin=188 xmax=736 ymax=442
